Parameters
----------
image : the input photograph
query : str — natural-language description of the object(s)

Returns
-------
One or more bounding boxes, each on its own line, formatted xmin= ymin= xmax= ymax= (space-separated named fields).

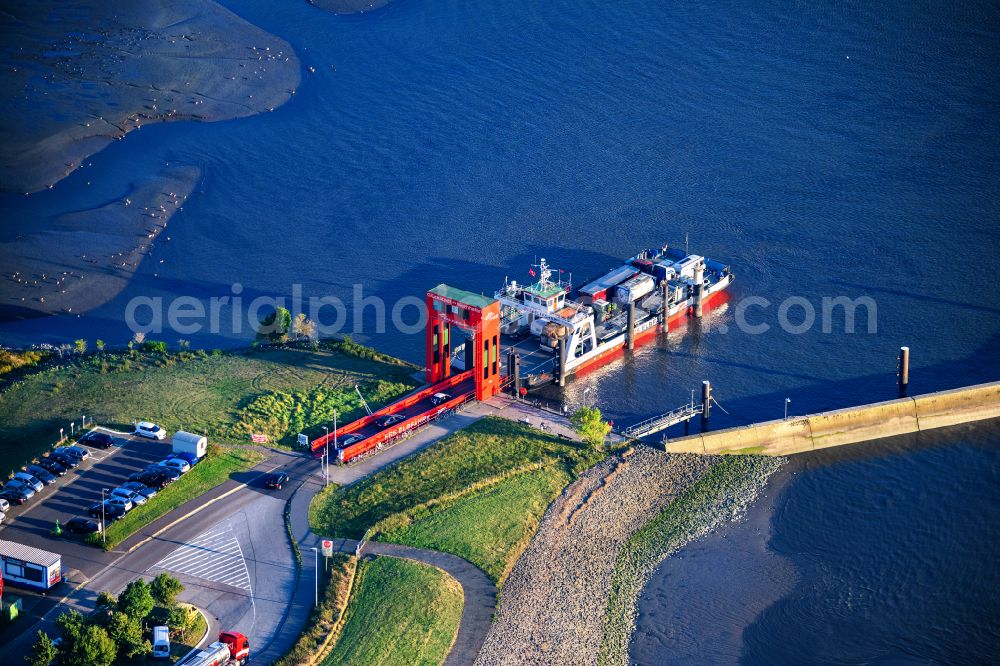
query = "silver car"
xmin=111 ymin=487 xmax=147 ymax=506
xmin=13 ymin=472 xmax=44 ymax=493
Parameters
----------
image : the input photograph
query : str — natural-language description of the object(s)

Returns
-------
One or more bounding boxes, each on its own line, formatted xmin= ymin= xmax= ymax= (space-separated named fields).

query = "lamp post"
xmin=101 ymin=488 xmax=109 ymax=544
xmin=322 ymin=426 xmax=329 ymax=486
xmin=784 ymin=398 xmax=791 ymax=421
xmin=310 ymin=547 xmax=319 ymax=605
xmin=332 ymin=411 xmax=338 ymax=474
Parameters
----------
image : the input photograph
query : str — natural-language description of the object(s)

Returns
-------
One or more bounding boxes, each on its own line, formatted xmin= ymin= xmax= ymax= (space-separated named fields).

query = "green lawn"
xmin=309 ymin=416 xmax=603 ymax=541
xmin=323 ymin=557 xmax=462 ymax=666
xmin=380 ymin=466 xmax=571 ymax=584
xmin=90 ymin=445 xmax=265 ymax=549
xmin=0 ymin=341 xmax=417 ymax=472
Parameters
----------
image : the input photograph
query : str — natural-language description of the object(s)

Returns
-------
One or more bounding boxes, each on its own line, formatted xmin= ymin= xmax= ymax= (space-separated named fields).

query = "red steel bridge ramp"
xmin=311 ymin=284 xmax=503 ymax=465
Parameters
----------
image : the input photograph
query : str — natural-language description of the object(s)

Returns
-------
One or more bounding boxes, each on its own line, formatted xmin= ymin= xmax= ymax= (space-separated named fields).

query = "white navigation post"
xmin=310 ymin=546 xmax=319 ymax=605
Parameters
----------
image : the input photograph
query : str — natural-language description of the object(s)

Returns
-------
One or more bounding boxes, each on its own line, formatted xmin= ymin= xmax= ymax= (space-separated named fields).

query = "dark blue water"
xmin=1 ymin=0 xmax=998 ymax=660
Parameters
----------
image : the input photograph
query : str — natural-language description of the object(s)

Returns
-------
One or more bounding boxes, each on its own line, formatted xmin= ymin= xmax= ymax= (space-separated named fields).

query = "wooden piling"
xmin=693 ymin=263 xmax=705 ymax=318
xmin=701 ymin=380 xmax=712 ymax=430
xmin=627 ymin=300 xmax=636 ymax=350
xmin=898 ymin=346 xmax=910 ymax=396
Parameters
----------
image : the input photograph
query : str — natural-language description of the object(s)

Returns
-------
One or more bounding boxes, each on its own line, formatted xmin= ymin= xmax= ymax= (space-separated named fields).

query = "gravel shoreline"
xmin=474 ymin=447 xmax=784 ymax=666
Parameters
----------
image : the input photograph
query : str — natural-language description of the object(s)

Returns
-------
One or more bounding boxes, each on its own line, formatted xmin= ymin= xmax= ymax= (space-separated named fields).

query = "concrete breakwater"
xmin=664 ymin=381 xmax=1000 ymax=456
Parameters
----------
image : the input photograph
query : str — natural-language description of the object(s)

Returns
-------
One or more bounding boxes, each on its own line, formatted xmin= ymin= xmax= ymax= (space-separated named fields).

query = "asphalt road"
xmin=1 ymin=442 xmax=317 ymax=661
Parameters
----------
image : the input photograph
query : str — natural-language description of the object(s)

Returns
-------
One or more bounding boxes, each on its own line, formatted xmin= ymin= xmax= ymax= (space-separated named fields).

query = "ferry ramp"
xmin=311 ymin=370 xmax=477 ymax=464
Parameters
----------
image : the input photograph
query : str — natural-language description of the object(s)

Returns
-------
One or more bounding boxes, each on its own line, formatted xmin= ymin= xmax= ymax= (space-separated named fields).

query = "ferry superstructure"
xmin=485 ymin=244 xmax=733 ymax=386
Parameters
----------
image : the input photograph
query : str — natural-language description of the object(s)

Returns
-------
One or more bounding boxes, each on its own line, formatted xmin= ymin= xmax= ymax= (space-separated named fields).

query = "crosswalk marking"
xmin=152 ymin=524 xmax=252 ymax=592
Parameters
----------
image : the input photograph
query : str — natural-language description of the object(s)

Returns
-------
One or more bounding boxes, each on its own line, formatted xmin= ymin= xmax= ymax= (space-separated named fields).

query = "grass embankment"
xmin=598 ymin=455 xmax=785 ymax=666
xmin=88 ymin=446 xmax=264 ymax=550
xmin=309 ymin=417 xmax=603 ymax=582
xmin=275 ymin=554 xmax=356 ymax=666
xmin=380 ymin=466 xmax=571 ymax=584
xmin=0 ymin=340 xmax=417 ymax=471
xmin=322 ymin=557 xmax=463 ymax=666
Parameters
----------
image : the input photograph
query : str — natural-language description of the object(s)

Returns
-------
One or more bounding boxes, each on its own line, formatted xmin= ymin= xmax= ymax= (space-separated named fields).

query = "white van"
xmin=152 ymin=626 xmax=170 ymax=659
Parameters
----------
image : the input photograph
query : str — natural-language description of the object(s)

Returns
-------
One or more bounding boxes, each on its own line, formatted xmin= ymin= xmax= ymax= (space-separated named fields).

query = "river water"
xmin=0 ymin=0 xmax=998 ymax=661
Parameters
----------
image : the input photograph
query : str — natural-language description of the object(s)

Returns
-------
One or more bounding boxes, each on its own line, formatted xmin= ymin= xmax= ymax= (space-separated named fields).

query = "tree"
xmin=116 ymin=579 xmax=154 ymax=620
xmin=150 ymin=572 xmax=184 ymax=607
xmin=256 ymin=306 xmax=292 ymax=343
xmin=95 ymin=591 xmax=117 ymax=612
xmin=291 ymin=312 xmax=316 ymax=341
xmin=95 ymin=339 xmax=105 ymax=353
xmin=569 ymin=406 xmax=612 ymax=450
xmin=107 ymin=611 xmax=150 ymax=659
xmin=55 ymin=610 xmax=87 ymax=657
xmin=73 ymin=625 xmax=116 ymax=666
xmin=73 ymin=339 xmax=87 ymax=355
xmin=26 ymin=631 xmax=58 ymax=666
xmin=165 ymin=604 xmax=193 ymax=634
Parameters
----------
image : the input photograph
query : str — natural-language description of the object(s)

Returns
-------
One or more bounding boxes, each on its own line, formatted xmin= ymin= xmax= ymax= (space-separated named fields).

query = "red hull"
xmin=570 ymin=288 xmax=731 ymax=380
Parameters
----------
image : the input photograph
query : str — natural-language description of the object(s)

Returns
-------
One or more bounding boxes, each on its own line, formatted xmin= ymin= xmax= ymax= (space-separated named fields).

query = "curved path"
xmin=270 ymin=401 xmax=506 ymax=665
xmin=360 ymin=542 xmax=497 ymax=666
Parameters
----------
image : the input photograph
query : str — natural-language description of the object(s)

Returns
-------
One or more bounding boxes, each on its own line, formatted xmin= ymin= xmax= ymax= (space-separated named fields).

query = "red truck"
xmin=181 ymin=631 xmax=250 ymax=666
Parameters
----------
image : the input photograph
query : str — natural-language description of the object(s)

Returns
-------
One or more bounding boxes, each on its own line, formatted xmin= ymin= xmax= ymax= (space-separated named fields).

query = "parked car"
xmin=61 ymin=445 xmax=91 ymax=461
xmin=135 ymin=421 xmax=167 ymax=440
xmin=336 ymin=434 xmax=364 ymax=448
xmin=120 ymin=481 xmax=158 ymax=500
xmin=36 ymin=458 xmax=69 ymax=476
xmin=262 ymin=472 xmax=289 ymax=490
xmin=168 ymin=452 xmax=201 ymax=468
xmin=5 ymin=479 xmax=37 ymax=499
xmin=128 ymin=471 xmax=172 ymax=489
xmin=431 ymin=392 xmax=453 ymax=406
xmin=111 ymin=487 xmax=146 ymax=506
xmin=158 ymin=458 xmax=190 ymax=474
xmin=81 ymin=431 xmax=115 ymax=449
xmin=0 ymin=511 xmax=5 ymax=523
xmin=104 ymin=496 xmax=133 ymax=512
xmin=65 ymin=517 xmax=102 ymax=534
xmin=49 ymin=451 xmax=81 ymax=468
xmin=144 ymin=465 xmax=181 ymax=480
xmin=0 ymin=498 xmax=10 ymax=512
xmin=87 ymin=502 xmax=127 ymax=521
xmin=26 ymin=465 xmax=58 ymax=485
xmin=374 ymin=414 xmax=406 ymax=428
xmin=13 ymin=472 xmax=45 ymax=492
xmin=0 ymin=487 xmax=32 ymax=504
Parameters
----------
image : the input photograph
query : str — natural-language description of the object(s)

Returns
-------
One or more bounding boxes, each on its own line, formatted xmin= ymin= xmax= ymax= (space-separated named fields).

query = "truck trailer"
xmin=171 ymin=431 xmax=208 ymax=464
xmin=178 ymin=631 xmax=249 ymax=666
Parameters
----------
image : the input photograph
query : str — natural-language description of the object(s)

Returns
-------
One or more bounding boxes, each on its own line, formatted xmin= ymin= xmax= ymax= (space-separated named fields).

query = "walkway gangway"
xmin=622 ymin=401 xmax=703 ymax=439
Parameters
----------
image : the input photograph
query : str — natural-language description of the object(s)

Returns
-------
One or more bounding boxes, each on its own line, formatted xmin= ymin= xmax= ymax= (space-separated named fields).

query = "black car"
xmin=374 ymin=414 xmax=405 ymax=428
xmin=37 ymin=458 xmax=69 ymax=476
xmin=263 ymin=472 xmax=290 ymax=490
xmin=120 ymin=481 xmax=158 ymax=499
xmin=0 ymin=488 xmax=30 ymax=505
xmin=87 ymin=502 xmax=126 ymax=521
xmin=50 ymin=451 xmax=81 ymax=468
xmin=65 ymin=517 xmax=102 ymax=534
xmin=82 ymin=431 xmax=115 ymax=449
xmin=128 ymin=471 xmax=171 ymax=489
xmin=336 ymin=434 xmax=364 ymax=448
xmin=26 ymin=465 xmax=58 ymax=485
xmin=144 ymin=464 xmax=181 ymax=480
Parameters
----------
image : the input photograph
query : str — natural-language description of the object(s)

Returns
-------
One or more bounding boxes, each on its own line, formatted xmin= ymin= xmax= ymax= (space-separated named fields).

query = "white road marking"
xmin=152 ymin=524 xmax=252 ymax=591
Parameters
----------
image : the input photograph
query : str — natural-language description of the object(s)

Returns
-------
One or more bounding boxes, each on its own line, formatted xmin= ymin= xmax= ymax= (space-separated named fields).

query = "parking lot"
xmin=0 ymin=427 xmax=173 ymax=541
